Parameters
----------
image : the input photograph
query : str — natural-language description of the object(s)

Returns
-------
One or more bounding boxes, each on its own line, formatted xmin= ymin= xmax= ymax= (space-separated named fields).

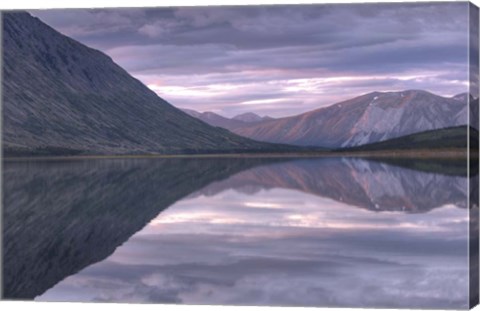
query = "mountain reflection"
xmin=2 ymin=157 xmax=276 ymax=299
xmin=193 ymin=158 xmax=468 ymax=212
xmin=2 ymin=157 xmax=470 ymax=307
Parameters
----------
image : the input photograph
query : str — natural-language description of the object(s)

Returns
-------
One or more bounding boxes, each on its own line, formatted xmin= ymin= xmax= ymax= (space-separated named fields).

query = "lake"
xmin=2 ymin=157 xmax=472 ymax=308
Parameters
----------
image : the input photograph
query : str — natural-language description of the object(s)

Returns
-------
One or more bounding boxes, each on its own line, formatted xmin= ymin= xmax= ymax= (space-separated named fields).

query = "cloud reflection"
xmin=38 ymin=165 xmax=469 ymax=308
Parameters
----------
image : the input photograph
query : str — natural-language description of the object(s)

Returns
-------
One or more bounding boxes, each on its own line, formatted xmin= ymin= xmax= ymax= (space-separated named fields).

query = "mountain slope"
xmin=340 ymin=125 xmax=476 ymax=152
xmin=232 ymin=90 xmax=468 ymax=148
xmin=2 ymin=12 xmax=287 ymax=156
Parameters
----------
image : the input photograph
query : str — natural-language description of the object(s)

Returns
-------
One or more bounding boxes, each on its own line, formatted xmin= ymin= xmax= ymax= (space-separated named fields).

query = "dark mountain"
xmin=470 ymin=97 xmax=479 ymax=130
xmin=232 ymin=90 xmax=468 ymax=148
xmin=232 ymin=112 xmax=273 ymax=123
xmin=341 ymin=125 xmax=476 ymax=152
xmin=2 ymin=12 xmax=288 ymax=156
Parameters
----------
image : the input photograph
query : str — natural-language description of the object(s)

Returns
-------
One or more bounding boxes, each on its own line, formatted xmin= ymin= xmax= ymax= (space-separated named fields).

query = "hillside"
xmin=2 ymin=12 xmax=290 ymax=156
xmin=340 ymin=125 xmax=477 ymax=152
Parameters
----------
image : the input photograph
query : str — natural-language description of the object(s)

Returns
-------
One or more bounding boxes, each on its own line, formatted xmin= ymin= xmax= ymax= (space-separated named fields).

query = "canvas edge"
xmin=0 ymin=10 xmax=4 ymax=302
xmin=469 ymin=1 xmax=480 ymax=310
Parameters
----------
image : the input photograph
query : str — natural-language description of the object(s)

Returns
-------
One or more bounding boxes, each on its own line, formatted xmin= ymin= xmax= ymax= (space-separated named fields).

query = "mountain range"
xmin=186 ymin=91 xmax=471 ymax=148
xmin=182 ymin=109 xmax=274 ymax=131
xmin=2 ymin=12 xmax=288 ymax=156
xmin=2 ymin=12 xmax=476 ymax=156
xmin=232 ymin=112 xmax=274 ymax=123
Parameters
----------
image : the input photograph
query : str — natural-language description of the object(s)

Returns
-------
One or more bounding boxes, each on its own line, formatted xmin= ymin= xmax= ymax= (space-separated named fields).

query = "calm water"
xmin=2 ymin=157 xmax=471 ymax=308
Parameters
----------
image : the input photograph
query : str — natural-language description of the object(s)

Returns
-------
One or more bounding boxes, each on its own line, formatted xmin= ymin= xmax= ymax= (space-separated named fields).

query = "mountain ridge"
xmin=182 ymin=109 xmax=274 ymax=131
xmin=230 ymin=90 xmax=469 ymax=148
xmin=183 ymin=90 xmax=471 ymax=149
xmin=232 ymin=112 xmax=273 ymax=123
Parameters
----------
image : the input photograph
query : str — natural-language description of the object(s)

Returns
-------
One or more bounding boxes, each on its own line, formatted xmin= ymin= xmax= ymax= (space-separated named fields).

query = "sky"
xmin=30 ymin=2 xmax=471 ymax=117
xmin=37 ymin=158 xmax=469 ymax=307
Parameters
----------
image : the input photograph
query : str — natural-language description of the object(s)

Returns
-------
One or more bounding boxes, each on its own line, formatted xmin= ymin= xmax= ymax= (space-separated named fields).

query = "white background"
xmin=0 ymin=0 xmax=479 ymax=311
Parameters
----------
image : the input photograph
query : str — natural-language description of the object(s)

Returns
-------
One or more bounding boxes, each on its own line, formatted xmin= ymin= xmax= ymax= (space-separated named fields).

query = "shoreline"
xmin=2 ymin=148 xmax=476 ymax=162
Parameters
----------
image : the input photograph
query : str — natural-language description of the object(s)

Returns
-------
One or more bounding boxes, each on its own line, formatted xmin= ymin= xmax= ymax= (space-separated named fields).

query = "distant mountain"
xmin=183 ymin=109 xmax=274 ymax=131
xmin=232 ymin=90 xmax=468 ymax=148
xmin=182 ymin=109 xmax=247 ymax=130
xmin=232 ymin=112 xmax=274 ymax=123
xmin=2 ymin=12 xmax=288 ymax=156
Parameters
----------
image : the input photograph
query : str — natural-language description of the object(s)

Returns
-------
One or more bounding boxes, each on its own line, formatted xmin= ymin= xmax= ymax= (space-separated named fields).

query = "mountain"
xmin=183 ymin=109 xmax=274 ymax=131
xmin=232 ymin=112 xmax=273 ymax=123
xmin=452 ymin=92 xmax=474 ymax=102
xmin=232 ymin=90 xmax=468 ymax=148
xmin=182 ymin=109 xmax=247 ymax=130
xmin=2 ymin=12 xmax=288 ymax=156
xmin=341 ymin=125 xmax=477 ymax=152
xmin=470 ymin=97 xmax=479 ymax=130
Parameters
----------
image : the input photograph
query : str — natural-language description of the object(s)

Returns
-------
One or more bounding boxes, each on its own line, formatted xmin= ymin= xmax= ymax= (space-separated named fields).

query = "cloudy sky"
xmin=31 ymin=3 xmax=470 ymax=117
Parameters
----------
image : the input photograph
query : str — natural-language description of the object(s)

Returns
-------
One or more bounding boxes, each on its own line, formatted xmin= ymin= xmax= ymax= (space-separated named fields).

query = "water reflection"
xmin=2 ymin=157 xmax=273 ymax=299
xmin=2 ymin=157 xmax=470 ymax=308
xmin=192 ymin=158 xmax=468 ymax=213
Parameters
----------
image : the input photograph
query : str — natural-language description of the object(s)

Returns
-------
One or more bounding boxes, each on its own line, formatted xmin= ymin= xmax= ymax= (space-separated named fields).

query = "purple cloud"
xmin=30 ymin=3 xmax=470 ymax=117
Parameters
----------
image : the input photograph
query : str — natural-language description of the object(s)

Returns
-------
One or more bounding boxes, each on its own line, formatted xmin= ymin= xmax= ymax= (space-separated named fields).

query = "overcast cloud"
xmin=31 ymin=3 xmax=470 ymax=117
